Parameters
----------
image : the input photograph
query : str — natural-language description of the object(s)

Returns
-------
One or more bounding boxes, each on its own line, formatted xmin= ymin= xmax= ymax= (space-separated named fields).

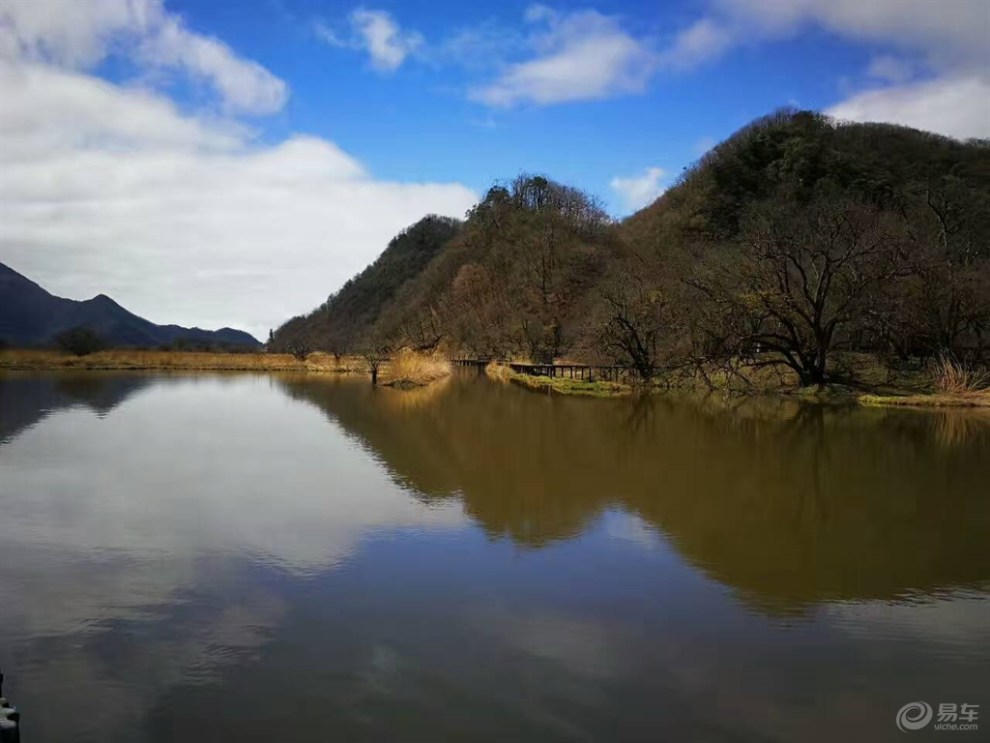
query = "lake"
xmin=1 ymin=371 xmax=988 ymax=742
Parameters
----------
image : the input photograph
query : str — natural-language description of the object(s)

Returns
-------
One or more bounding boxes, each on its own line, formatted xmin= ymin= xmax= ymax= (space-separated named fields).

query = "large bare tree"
xmin=691 ymin=194 xmax=905 ymax=385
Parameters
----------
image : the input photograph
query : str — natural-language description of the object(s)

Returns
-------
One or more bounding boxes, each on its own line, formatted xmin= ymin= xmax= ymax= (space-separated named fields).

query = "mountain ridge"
xmin=0 ymin=262 xmax=260 ymax=349
xmin=271 ymin=110 xmax=989 ymax=380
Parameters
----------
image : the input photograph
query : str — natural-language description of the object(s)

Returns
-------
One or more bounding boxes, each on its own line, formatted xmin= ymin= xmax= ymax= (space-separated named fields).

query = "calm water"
xmin=1 ymin=371 xmax=988 ymax=742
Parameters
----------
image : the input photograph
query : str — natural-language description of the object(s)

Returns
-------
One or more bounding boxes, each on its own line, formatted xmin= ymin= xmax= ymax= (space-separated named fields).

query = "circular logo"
xmin=896 ymin=702 xmax=933 ymax=732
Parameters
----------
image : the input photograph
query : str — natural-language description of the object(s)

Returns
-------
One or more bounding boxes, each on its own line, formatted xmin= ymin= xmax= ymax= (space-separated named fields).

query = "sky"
xmin=1 ymin=0 xmax=988 ymax=339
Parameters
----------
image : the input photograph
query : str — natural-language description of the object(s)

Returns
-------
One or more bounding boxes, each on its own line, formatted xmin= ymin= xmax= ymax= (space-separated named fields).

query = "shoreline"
xmin=858 ymin=392 xmax=990 ymax=409
xmin=484 ymin=362 xmax=631 ymax=398
xmin=0 ymin=349 xmax=363 ymax=374
xmin=483 ymin=361 xmax=990 ymax=409
xmin=3 ymin=350 xmax=987 ymax=409
xmin=0 ymin=348 xmax=453 ymax=388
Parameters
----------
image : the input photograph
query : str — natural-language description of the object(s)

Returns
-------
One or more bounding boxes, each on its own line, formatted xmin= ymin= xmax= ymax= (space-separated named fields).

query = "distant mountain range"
xmin=0 ymin=262 xmax=260 ymax=349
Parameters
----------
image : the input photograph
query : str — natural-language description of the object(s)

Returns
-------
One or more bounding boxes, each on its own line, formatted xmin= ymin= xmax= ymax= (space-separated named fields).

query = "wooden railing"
xmin=453 ymin=359 xmax=629 ymax=382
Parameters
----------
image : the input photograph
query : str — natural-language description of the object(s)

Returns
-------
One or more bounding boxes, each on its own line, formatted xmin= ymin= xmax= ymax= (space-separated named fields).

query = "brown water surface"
xmin=1 ymin=371 xmax=987 ymax=742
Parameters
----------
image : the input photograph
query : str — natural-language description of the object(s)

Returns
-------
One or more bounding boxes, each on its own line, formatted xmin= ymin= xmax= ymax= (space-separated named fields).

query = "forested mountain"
xmin=272 ymin=110 xmax=990 ymax=382
xmin=272 ymin=215 xmax=462 ymax=356
xmin=0 ymin=262 xmax=260 ymax=349
xmin=272 ymin=177 xmax=622 ymax=360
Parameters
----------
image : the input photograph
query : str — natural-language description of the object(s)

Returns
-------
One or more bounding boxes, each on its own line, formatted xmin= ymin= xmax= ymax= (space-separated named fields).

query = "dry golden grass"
xmin=930 ymin=355 xmax=989 ymax=395
xmin=0 ymin=348 xmax=365 ymax=373
xmin=859 ymin=357 xmax=990 ymax=408
xmin=380 ymin=348 xmax=451 ymax=387
xmin=378 ymin=374 xmax=453 ymax=411
xmin=859 ymin=391 xmax=990 ymax=408
xmin=484 ymin=361 xmax=513 ymax=383
xmin=485 ymin=362 xmax=629 ymax=397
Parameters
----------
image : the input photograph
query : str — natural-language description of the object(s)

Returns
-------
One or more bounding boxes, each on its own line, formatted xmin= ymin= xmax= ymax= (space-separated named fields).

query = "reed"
xmin=380 ymin=348 xmax=451 ymax=387
xmin=929 ymin=354 xmax=989 ymax=395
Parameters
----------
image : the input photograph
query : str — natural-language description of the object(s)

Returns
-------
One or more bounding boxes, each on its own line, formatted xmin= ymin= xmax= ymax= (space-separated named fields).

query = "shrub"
xmin=53 ymin=327 xmax=106 ymax=356
xmin=383 ymin=348 xmax=450 ymax=386
xmin=287 ymin=340 xmax=312 ymax=361
xmin=930 ymin=354 xmax=989 ymax=394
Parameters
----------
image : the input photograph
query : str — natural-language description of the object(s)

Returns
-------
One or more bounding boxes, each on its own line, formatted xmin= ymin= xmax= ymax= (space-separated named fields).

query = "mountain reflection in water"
xmin=1 ymin=370 xmax=987 ymax=743
xmin=278 ymin=373 xmax=990 ymax=615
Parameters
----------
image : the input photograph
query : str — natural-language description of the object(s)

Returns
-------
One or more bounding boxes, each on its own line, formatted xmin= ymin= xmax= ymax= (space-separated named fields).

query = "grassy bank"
xmin=856 ymin=356 xmax=989 ymax=408
xmin=484 ymin=354 xmax=990 ymax=407
xmin=5 ymin=348 xmax=985 ymax=408
xmin=0 ymin=348 xmax=364 ymax=373
xmin=380 ymin=349 xmax=451 ymax=387
xmin=0 ymin=347 xmax=451 ymax=387
xmin=485 ymin=362 xmax=630 ymax=397
xmin=858 ymin=392 xmax=990 ymax=408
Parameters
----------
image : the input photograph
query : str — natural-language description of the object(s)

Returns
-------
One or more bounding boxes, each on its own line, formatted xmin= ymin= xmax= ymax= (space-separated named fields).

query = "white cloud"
xmin=471 ymin=9 xmax=655 ymax=107
xmin=655 ymin=0 xmax=990 ymax=140
xmin=0 ymin=377 xmax=469 ymax=742
xmin=655 ymin=0 xmax=989 ymax=72
xmin=720 ymin=0 xmax=988 ymax=68
xmin=351 ymin=8 xmax=423 ymax=71
xmin=0 ymin=62 xmax=245 ymax=160
xmin=312 ymin=0 xmax=987 ymax=124
xmin=314 ymin=8 xmax=423 ymax=72
xmin=658 ymin=18 xmax=734 ymax=71
xmin=827 ymin=75 xmax=990 ymax=141
xmin=137 ymin=15 xmax=287 ymax=114
xmin=609 ymin=167 xmax=667 ymax=213
xmin=0 ymin=0 xmax=155 ymax=67
xmin=0 ymin=0 xmax=287 ymax=114
xmin=0 ymin=7 xmax=477 ymax=339
xmin=865 ymin=55 xmax=915 ymax=84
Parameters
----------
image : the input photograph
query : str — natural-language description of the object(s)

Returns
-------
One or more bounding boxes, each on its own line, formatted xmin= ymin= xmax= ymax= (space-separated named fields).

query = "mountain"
xmin=0 ymin=262 xmax=260 ymax=349
xmin=271 ymin=110 xmax=990 ymax=376
xmin=272 ymin=178 xmax=620 ymax=359
xmin=272 ymin=214 xmax=463 ymax=355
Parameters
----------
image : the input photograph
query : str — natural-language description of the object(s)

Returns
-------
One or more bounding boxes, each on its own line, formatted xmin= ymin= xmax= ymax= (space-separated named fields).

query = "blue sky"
xmin=1 ymin=0 xmax=987 ymax=336
xmin=122 ymin=0 xmax=988 ymax=211
xmin=153 ymin=0 xmax=989 ymax=210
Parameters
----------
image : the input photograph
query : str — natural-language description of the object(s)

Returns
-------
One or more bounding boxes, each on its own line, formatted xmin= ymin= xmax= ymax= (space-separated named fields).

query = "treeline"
xmin=271 ymin=110 xmax=990 ymax=385
xmin=43 ymin=326 xmax=260 ymax=356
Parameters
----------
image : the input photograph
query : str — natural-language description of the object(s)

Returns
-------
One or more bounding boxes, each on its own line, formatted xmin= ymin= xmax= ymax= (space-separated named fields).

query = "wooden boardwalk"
xmin=452 ymin=358 xmax=491 ymax=368
xmin=453 ymin=358 xmax=628 ymax=382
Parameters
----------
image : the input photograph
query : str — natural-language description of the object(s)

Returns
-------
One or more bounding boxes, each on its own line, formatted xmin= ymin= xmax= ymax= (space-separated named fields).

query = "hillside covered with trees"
xmin=272 ymin=110 xmax=990 ymax=386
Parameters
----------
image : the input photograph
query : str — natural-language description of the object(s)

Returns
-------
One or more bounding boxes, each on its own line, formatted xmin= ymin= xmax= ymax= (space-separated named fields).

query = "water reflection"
xmin=278 ymin=373 xmax=990 ymax=614
xmin=0 ymin=371 xmax=154 ymax=442
xmin=1 ymin=372 xmax=988 ymax=743
xmin=0 ymin=373 xmax=466 ymax=742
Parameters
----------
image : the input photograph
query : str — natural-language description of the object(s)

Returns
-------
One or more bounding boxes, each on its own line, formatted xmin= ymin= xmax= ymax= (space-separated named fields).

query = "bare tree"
xmin=286 ymin=338 xmax=312 ymax=361
xmin=691 ymin=194 xmax=904 ymax=385
xmin=324 ymin=327 xmax=352 ymax=365
xmin=598 ymin=280 xmax=670 ymax=383
xmin=361 ymin=344 xmax=390 ymax=385
xmin=909 ymin=177 xmax=990 ymax=359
